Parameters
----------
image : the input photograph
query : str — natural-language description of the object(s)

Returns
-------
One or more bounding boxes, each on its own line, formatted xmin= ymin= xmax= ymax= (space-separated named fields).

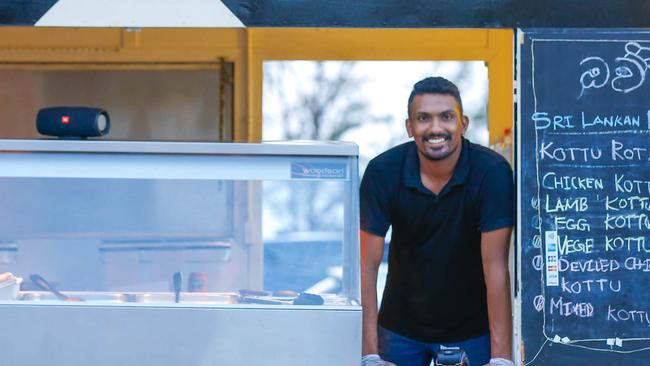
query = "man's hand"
xmin=361 ymin=354 xmax=397 ymax=366
xmin=483 ymin=357 xmax=515 ymax=366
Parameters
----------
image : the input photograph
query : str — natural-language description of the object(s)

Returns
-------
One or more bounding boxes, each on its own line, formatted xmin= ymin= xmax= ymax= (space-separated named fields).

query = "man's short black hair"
xmin=407 ymin=77 xmax=463 ymax=117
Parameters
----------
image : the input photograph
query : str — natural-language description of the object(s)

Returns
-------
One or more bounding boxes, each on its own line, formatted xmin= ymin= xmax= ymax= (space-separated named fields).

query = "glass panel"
xmin=263 ymin=180 xmax=345 ymax=298
xmin=0 ymin=178 xmax=232 ymax=236
xmin=0 ymin=177 xmax=237 ymax=293
xmin=0 ymin=146 xmax=359 ymax=307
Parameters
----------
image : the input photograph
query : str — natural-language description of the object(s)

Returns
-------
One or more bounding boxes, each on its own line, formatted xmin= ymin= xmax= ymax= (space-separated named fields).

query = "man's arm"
xmin=361 ymin=230 xmax=385 ymax=356
xmin=480 ymin=227 xmax=513 ymax=363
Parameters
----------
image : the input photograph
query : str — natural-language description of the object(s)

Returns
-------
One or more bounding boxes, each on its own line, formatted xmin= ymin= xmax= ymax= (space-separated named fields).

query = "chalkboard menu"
xmin=519 ymin=29 xmax=650 ymax=365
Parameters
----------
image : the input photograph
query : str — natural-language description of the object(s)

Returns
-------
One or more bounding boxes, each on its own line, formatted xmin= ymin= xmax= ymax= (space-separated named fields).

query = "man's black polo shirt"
xmin=360 ymin=137 xmax=514 ymax=343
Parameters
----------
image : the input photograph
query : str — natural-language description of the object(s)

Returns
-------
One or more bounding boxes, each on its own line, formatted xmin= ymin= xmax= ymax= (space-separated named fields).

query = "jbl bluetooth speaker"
xmin=36 ymin=107 xmax=110 ymax=139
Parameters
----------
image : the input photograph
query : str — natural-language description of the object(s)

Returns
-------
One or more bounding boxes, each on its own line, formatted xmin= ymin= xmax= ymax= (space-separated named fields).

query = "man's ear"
xmin=461 ymin=115 xmax=469 ymax=135
xmin=405 ymin=118 xmax=413 ymax=138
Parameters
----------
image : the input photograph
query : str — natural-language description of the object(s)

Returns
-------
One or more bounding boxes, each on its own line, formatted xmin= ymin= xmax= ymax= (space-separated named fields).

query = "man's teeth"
xmin=428 ymin=137 xmax=446 ymax=144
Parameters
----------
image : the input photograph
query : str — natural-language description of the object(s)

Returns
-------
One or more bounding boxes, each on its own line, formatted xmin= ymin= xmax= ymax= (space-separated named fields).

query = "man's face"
xmin=406 ymin=93 xmax=468 ymax=162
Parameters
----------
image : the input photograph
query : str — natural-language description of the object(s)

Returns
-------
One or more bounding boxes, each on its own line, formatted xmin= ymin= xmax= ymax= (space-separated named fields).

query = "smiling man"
xmin=360 ymin=77 xmax=515 ymax=366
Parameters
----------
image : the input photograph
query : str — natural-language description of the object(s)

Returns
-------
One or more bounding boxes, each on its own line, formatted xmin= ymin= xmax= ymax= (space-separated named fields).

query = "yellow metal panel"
xmin=0 ymin=27 xmax=121 ymax=49
xmin=486 ymin=29 xmax=514 ymax=145
xmin=250 ymin=28 xmax=491 ymax=60
xmin=0 ymin=63 xmax=221 ymax=71
xmin=0 ymin=27 xmax=246 ymax=63
xmin=0 ymin=26 xmax=249 ymax=141
xmin=133 ymin=28 xmax=245 ymax=49
xmin=247 ymin=29 xmax=264 ymax=142
xmin=247 ymin=27 xmax=514 ymax=143
xmin=233 ymin=33 xmax=249 ymax=142
xmin=0 ymin=27 xmax=513 ymax=143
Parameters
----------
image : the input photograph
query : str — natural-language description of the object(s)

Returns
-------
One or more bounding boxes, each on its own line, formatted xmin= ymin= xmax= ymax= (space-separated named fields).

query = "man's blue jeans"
xmin=378 ymin=325 xmax=491 ymax=366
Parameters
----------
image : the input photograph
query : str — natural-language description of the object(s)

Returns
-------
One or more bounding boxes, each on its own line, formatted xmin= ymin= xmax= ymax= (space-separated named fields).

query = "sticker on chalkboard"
xmin=545 ymin=230 xmax=559 ymax=286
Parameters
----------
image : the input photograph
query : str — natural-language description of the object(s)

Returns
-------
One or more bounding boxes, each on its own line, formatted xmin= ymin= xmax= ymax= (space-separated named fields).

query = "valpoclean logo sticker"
xmin=291 ymin=162 xmax=347 ymax=179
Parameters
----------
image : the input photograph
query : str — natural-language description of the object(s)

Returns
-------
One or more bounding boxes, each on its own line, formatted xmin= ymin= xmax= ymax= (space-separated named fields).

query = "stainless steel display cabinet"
xmin=0 ymin=139 xmax=361 ymax=366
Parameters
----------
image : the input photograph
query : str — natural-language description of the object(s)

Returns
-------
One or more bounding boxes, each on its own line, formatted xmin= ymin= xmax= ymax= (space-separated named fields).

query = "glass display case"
xmin=0 ymin=139 xmax=361 ymax=366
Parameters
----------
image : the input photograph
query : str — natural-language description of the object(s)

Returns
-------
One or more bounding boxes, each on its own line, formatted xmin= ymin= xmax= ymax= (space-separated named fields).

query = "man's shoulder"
xmin=466 ymin=140 xmax=511 ymax=172
xmin=367 ymin=141 xmax=413 ymax=172
xmin=364 ymin=141 xmax=414 ymax=189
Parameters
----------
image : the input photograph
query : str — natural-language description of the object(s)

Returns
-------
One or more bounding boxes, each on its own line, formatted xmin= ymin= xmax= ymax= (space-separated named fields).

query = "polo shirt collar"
xmin=403 ymin=138 xmax=471 ymax=195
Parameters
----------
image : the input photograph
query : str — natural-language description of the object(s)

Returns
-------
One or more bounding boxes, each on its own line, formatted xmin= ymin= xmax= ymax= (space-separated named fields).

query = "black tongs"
xmin=238 ymin=289 xmax=324 ymax=305
xmin=30 ymin=273 xmax=84 ymax=302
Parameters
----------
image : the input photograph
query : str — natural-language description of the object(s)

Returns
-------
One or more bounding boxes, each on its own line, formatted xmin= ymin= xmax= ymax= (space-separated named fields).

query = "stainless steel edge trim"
xmin=0 ymin=139 xmax=359 ymax=156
